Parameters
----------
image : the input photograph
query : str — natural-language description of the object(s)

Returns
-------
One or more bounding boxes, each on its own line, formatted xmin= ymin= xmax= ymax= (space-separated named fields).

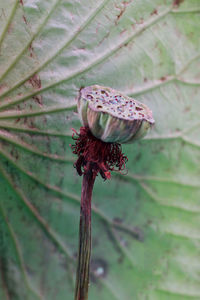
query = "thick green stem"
xmin=74 ymin=163 xmax=96 ymax=300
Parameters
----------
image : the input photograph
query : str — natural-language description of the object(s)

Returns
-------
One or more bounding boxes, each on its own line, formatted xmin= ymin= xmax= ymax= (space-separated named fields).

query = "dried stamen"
xmin=71 ymin=127 xmax=128 ymax=180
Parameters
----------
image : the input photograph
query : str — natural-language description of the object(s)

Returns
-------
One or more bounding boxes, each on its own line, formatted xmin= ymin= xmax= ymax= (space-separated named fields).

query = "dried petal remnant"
xmin=77 ymin=85 xmax=154 ymax=143
xmin=71 ymin=127 xmax=128 ymax=180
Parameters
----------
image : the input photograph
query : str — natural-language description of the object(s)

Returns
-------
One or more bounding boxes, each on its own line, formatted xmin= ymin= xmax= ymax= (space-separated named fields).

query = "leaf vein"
xmin=0 ymin=0 xmax=18 ymax=49
xmin=0 ymin=0 xmax=110 ymax=98
xmin=0 ymin=7 xmax=171 ymax=107
xmin=0 ymin=129 xmax=73 ymax=162
xmin=0 ymin=163 xmax=74 ymax=262
xmin=0 ymin=199 xmax=44 ymax=300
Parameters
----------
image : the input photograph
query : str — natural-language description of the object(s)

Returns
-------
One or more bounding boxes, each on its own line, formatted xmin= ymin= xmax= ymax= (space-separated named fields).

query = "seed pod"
xmin=77 ymin=85 xmax=154 ymax=143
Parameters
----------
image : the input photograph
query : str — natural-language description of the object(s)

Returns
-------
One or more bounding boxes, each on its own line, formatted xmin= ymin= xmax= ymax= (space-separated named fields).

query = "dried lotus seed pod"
xmin=77 ymin=85 xmax=155 ymax=143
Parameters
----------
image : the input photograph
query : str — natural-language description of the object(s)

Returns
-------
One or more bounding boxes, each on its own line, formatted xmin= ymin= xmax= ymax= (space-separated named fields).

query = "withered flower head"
xmin=77 ymin=85 xmax=154 ymax=143
xmin=72 ymin=85 xmax=155 ymax=300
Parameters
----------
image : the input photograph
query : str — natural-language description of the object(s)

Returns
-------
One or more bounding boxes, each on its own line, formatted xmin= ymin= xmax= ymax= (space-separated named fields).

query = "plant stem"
xmin=74 ymin=162 xmax=96 ymax=300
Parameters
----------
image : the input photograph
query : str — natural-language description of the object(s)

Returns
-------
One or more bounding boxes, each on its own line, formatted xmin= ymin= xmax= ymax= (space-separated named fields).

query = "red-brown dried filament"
xmin=71 ymin=127 xmax=128 ymax=180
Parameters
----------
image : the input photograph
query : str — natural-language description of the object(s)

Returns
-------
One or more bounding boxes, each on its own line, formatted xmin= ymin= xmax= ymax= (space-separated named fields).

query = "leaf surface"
xmin=0 ymin=0 xmax=200 ymax=299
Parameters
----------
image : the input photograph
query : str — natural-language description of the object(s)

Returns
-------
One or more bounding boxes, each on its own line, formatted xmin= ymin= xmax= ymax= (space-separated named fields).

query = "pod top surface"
xmin=79 ymin=85 xmax=154 ymax=124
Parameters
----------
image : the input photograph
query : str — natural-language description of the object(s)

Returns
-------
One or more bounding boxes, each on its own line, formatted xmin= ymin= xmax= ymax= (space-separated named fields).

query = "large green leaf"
xmin=0 ymin=0 xmax=200 ymax=299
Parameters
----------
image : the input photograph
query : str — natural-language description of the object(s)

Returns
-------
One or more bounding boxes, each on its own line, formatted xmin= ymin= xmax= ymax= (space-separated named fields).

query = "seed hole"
xmin=97 ymin=105 xmax=103 ymax=109
xmin=101 ymin=90 xmax=109 ymax=96
xmin=135 ymin=107 xmax=143 ymax=111
xmin=87 ymin=94 xmax=93 ymax=100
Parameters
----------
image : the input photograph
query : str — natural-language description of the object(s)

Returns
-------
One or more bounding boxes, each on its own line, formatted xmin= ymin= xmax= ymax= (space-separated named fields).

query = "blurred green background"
xmin=0 ymin=0 xmax=200 ymax=299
